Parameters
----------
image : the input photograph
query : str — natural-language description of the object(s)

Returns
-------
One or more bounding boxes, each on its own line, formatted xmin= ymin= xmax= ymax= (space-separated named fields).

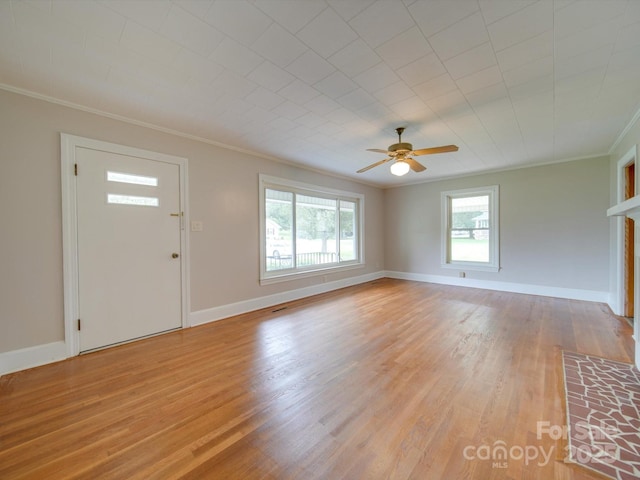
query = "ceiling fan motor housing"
xmin=388 ymin=142 xmax=413 ymax=154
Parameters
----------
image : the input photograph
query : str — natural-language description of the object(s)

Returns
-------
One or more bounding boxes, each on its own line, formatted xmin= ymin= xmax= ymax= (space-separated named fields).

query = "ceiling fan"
xmin=358 ymin=127 xmax=459 ymax=176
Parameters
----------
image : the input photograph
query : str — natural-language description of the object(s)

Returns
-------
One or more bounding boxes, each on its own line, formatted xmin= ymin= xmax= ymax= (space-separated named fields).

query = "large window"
xmin=441 ymin=185 xmax=499 ymax=272
xmin=259 ymin=175 xmax=363 ymax=283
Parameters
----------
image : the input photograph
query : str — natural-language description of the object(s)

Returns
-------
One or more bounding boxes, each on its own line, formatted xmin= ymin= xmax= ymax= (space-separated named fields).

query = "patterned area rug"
xmin=562 ymin=351 xmax=640 ymax=480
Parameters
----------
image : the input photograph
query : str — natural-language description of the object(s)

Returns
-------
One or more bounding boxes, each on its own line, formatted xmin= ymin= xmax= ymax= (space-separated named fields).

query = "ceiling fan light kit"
xmin=358 ymin=127 xmax=459 ymax=177
xmin=390 ymin=160 xmax=410 ymax=176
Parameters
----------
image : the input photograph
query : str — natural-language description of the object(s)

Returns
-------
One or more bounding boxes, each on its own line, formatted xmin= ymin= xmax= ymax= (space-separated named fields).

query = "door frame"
xmin=61 ymin=133 xmax=190 ymax=357
xmin=613 ymin=145 xmax=638 ymax=316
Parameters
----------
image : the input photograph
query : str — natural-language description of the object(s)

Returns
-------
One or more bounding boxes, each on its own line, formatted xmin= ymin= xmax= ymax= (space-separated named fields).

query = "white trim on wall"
xmin=4 ymin=269 xmax=611 ymax=376
xmin=190 ymin=271 xmax=385 ymax=327
xmin=0 ymin=341 xmax=67 ymax=376
xmin=385 ymin=271 xmax=610 ymax=304
xmin=611 ymin=145 xmax=638 ymax=315
xmin=60 ymin=133 xmax=191 ymax=357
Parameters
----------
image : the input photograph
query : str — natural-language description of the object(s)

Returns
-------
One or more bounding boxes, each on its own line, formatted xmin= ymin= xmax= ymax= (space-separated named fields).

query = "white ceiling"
xmin=1 ymin=0 xmax=640 ymax=187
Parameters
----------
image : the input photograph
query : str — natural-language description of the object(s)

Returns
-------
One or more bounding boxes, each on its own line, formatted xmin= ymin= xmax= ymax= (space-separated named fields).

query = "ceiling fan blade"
xmin=357 ymin=157 xmax=392 ymax=173
xmin=366 ymin=148 xmax=390 ymax=154
xmin=405 ymin=158 xmax=426 ymax=172
xmin=412 ymin=145 xmax=459 ymax=156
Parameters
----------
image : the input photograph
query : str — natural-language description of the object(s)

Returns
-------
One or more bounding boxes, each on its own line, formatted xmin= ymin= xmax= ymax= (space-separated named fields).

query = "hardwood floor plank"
xmin=0 ymin=279 xmax=634 ymax=479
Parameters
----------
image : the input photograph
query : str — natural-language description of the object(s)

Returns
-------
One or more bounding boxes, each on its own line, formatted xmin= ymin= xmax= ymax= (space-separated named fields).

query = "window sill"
xmin=441 ymin=262 xmax=499 ymax=273
xmin=260 ymin=262 xmax=365 ymax=285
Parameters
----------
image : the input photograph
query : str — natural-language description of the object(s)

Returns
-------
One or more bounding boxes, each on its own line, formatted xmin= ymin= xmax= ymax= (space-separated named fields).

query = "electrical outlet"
xmin=459 ymin=272 xmax=466 ymax=278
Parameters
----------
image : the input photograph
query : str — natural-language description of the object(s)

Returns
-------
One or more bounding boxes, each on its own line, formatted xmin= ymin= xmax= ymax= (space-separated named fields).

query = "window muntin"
xmin=261 ymin=176 xmax=363 ymax=283
xmin=442 ymin=186 xmax=499 ymax=272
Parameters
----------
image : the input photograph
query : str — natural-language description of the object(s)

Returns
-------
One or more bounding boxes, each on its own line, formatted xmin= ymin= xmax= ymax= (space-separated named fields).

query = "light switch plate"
xmin=191 ymin=221 xmax=203 ymax=232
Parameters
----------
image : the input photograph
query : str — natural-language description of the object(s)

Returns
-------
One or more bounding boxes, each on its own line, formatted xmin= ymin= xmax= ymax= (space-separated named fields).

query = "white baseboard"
xmin=0 ymin=341 xmax=67 ymax=376
xmin=384 ymin=271 xmax=610 ymax=303
xmin=190 ymin=271 xmax=385 ymax=327
xmin=1 ymin=270 xmax=610 ymax=376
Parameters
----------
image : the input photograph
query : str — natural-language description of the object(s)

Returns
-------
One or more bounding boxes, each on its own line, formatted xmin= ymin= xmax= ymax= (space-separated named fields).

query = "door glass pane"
xmin=296 ymin=194 xmax=337 ymax=267
xmin=107 ymin=193 xmax=159 ymax=207
xmin=339 ymin=200 xmax=356 ymax=261
xmin=107 ymin=171 xmax=158 ymax=186
xmin=265 ymin=189 xmax=293 ymax=271
xmin=450 ymin=195 xmax=489 ymax=262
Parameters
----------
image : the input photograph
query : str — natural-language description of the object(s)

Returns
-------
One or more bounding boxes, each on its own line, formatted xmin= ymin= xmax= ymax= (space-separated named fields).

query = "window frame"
xmin=259 ymin=174 xmax=364 ymax=285
xmin=441 ymin=185 xmax=500 ymax=272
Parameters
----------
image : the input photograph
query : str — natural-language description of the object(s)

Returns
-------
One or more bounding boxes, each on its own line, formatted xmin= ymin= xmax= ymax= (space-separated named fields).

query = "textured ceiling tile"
xmin=171 ymin=48 xmax=224 ymax=83
xmin=210 ymin=37 xmax=264 ymax=77
xmin=247 ymin=60 xmax=295 ymax=91
xmin=456 ymin=65 xmax=503 ymax=94
xmin=464 ymin=82 xmax=509 ymax=109
xmin=251 ymin=23 xmax=308 ymax=68
xmin=297 ymin=7 xmax=358 ymax=58
xmin=615 ymin=20 xmax=640 ymax=52
xmin=555 ymin=17 xmax=621 ymax=61
xmin=555 ymin=45 xmax=613 ymax=80
xmin=353 ymin=62 xmax=399 ymax=93
xmin=508 ymin=75 xmax=554 ymax=103
xmin=478 ymin=0 xmax=537 ymax=25
xmin=428 ymin=12 xmax=490 ymax=61
xmin=255 ymin=0 xmax=327 ymax=33
xmin=285 ymin=49 xmax=335 ymax=84
xmin=271 ymin=100 xmax=309 ymax=120
xmin=349 ymin=0 xmax=415 ymax=49
xmin=487 ymin=0 xmax=552 ymax=52
xmin=495 ymin=30 xmax=552 ymax=72
xmin=373 ymin=81 xmax=415 ymax=105
xmin=413 ymin=73 xmax=458 ymax=102
xmin=120 ymin=21 xmax=182 ymax=64
xmin=160 ymin=4 xmax=225 ymax=58
xmin=314 ymin=71 xmax=358 ymax=98
xmin=172 ymin=0 xmax=211 ymax=18
xmin=443 ymin=42 xmax=497 ymax=80
xmin=52 ymin=0 xmax=126 ymax=43
xmin=502 ymin=56 xmax=553 ymax=88
xmin=327 ymin=0 xmax=375 ymax=22
xmin=328 ymin=39 xmax=381 ymax=78
xmin=396 ymin=53 xmax=447 ymax=87
xmin=278 ymin=79 xmax=321 ymax=104
xmin=426 ymin=90 xmax=470 ymax=118
xmin=336 ymin=88 xmax=377 ymax=111
xmin=303 ymin=94 xmax=341 ymax=116
xmin=375 ymin=27 xmax=433 ymax=70
xmin=554 ymin=0 xmax=627 ymax=39
xmin=408 ymin=0 xmax=478 ymax=37
xmin=13 ymin=0 xmax=84 ymax=47
xmin=246 ymin=86 xmax=285 ymax=110
xmin=99 ymin=0 xmax=172 ymax=31
xmin=204 ymin=0 xmax=273 ymax=46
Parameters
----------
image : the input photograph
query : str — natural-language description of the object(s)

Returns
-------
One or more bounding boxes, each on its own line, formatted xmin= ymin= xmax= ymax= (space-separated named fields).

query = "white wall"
xmin=0 ymin=88 xmax=385 ymax=356
xmin=384 ymin=157 xmax=611 ymax=299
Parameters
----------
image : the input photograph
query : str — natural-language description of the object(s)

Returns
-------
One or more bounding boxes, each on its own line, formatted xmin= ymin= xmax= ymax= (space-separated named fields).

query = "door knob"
xmin=172 ymin=253 xmax=179 ymax=259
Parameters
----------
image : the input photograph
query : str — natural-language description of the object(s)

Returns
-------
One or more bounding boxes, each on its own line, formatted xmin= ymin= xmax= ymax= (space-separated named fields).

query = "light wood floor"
xmin=0 ymin=279 xmax=635 ymax=479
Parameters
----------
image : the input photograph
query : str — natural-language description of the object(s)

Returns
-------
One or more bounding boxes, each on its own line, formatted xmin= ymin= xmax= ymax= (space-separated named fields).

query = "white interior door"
xmin=76 ymin=147 xmax=183 ymax=352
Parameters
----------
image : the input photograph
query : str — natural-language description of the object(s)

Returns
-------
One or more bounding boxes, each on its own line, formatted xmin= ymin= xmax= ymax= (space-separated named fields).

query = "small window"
xmin=107 ymin=171 xmax=158 ymax=186
xmin=107 ymin=193 xmax=159 ymax=207
xmin=441 ymin=186 xmax=499 ymax=272
xmin=260 ymin=175 xmax=364 ymax=284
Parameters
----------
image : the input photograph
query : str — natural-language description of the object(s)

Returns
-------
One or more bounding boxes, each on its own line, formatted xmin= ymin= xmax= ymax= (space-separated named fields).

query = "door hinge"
xmin=77 ymin=318 xmax=81 ymax=331
xmin=74 ymin=163 xmax=78 ymax=176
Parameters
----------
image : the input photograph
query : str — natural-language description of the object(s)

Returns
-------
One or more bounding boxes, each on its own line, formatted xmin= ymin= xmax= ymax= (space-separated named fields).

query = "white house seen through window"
xmin=441 ymin=185 xmax=499 ymax=272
